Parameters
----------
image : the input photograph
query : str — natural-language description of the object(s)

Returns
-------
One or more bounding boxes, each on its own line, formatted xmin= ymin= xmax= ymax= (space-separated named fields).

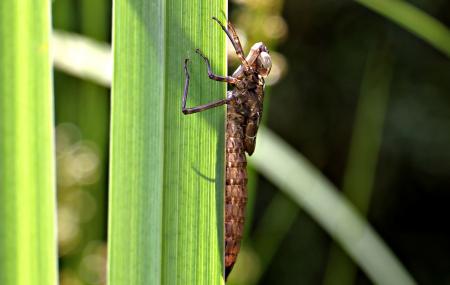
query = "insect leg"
xmin=212 ymin=17 xmax=250 ymax=70
xmin=182 ymin=58 xmax=230 ymax=115
xmin=195 ymin=49 xmax=238 ymax=84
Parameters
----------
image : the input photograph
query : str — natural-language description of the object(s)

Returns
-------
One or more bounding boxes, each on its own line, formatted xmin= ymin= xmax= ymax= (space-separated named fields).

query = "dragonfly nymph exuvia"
xmin=181 ymin=17 xmax=272 ymax=279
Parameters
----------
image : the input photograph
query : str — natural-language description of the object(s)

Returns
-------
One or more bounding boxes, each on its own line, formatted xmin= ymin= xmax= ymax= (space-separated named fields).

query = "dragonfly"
xmin=182 ymin=17 xmax=272 ymax=279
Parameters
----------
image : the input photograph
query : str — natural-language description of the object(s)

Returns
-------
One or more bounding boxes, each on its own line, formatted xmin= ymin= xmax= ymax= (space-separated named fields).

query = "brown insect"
xmin=182 ymin=17 xmax=272 ymax=279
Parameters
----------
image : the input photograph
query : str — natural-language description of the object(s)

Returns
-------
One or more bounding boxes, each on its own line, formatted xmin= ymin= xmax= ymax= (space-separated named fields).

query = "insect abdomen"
xmin=224 ymin=111 xmax=248 ymax=278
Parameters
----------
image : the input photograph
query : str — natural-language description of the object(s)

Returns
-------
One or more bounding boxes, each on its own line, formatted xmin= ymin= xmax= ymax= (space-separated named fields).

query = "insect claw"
xmin=184 ymin=59 xmax=190 ymax=77
xmin=211 ymin=16 xmax=224 ymax=26
xmin=194 ymin=48 xmax=204 ymax=57
xmin=195 ymin=49 xmax=207 ymax=60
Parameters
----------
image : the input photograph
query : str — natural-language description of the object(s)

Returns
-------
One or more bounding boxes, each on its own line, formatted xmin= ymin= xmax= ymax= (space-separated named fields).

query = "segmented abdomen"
xmin=224 ymin=110 xmax=247 ymax=278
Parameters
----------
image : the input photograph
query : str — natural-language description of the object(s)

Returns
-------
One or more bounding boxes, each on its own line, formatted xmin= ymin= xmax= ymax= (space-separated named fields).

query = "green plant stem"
xmin=0 ymin=1 xmax=57 ymax=285
xmin=108 ymin=0 xmax=226 ymax=284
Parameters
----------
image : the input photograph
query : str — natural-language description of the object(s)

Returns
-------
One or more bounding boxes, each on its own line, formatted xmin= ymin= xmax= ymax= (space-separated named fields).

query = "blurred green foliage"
xmin=53 ymin=1 xmax=110 ymax=284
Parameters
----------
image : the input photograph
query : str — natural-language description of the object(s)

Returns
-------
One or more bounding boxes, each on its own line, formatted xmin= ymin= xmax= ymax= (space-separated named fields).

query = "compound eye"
xmin=259 ymin=52 xmax=272 ymax=70
xmin=257 ymin=51 xmax=272 ymax=77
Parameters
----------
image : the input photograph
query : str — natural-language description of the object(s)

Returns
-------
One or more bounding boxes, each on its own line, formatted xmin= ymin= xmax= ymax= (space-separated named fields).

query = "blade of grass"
xmin=355 ymin=0 xmax=450 ymax=57
xmin=108 ymin=0 xmax=226 ymax=284
xmin=0 ymin=1 xmax=57 ymax=285
xmin=250 ymin=127 xmax=417 ymax=285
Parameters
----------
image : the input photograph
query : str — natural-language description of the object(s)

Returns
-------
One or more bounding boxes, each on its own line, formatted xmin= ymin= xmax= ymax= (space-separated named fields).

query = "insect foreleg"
xmin=182 ymin=58 xmax=230 ymax=115
xmin=211 ymin=17 xmax=250 ymax=70
xmin=195 ymin=49 xmax=238 ymax=84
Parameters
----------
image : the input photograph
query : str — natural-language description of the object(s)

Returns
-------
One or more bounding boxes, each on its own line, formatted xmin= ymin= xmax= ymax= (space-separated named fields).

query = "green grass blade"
xmin=356 ymin=0 xmax=450 ymax=57
xmin=108 ymin=0 xmax=226 ymax=284
xmin=0 ymin=1 xmax=57 ymax=285
xmin=250 ymin=127 xmax=417 ymax=285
